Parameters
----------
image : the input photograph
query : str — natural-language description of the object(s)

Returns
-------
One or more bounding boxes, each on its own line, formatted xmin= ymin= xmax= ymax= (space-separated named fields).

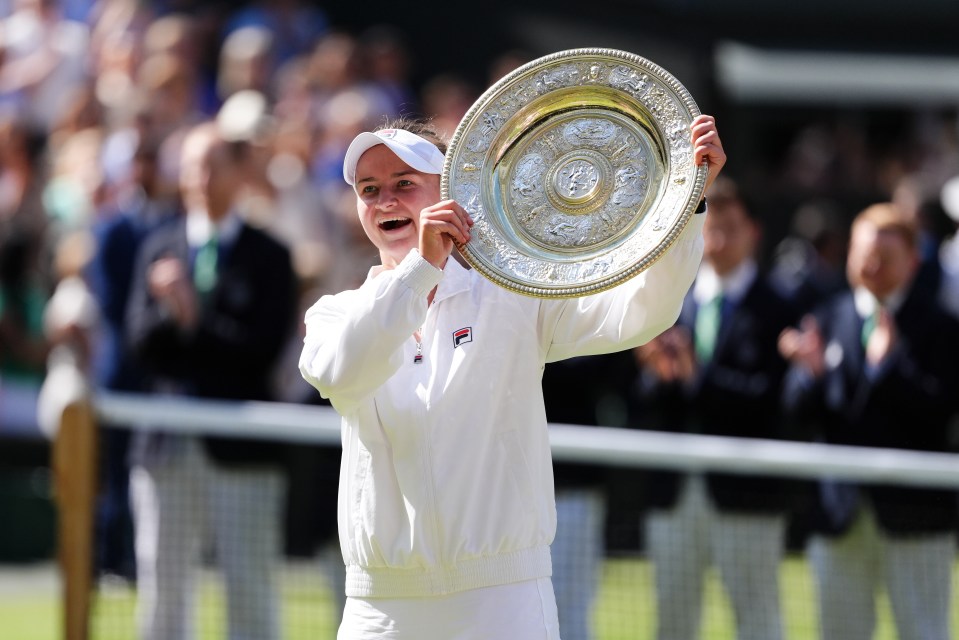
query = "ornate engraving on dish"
xmin=609 ymin=65 xmax=650 ymax=96
xmin=511 ymin=154 xmax=547 ymax=200
xmin=442 ymin=48 xmax=707 ymax=297
xmin=544 ymin=149 xmax=612 ymax=213
xmin=554 ymin=158 xmax=600 ymax=202
xmin=506 ymin=114 xmax=651 ymax=250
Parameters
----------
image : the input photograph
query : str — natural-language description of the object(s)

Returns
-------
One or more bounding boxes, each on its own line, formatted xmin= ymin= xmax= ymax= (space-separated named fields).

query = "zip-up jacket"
xmin=299 ymin=214 xmax=705 ymax=598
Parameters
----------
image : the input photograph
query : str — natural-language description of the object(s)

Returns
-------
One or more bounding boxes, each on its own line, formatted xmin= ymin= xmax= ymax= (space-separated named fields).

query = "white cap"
xmin=343 ymin=128 xmax=445 ymax=186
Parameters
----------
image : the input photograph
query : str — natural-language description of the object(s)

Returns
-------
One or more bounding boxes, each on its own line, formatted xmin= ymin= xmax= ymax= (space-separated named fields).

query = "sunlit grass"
xmin=88 ymin=563 xmax=340 ymax=640
xmin=594 ymin=554 xmax=959 ymax=640
xmin=1 ymin=556 xmax=957 ymax=639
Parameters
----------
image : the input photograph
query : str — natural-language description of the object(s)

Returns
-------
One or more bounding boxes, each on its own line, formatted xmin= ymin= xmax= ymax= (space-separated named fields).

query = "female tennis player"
xmin=299 ymin=114 xmax=725 ymax=639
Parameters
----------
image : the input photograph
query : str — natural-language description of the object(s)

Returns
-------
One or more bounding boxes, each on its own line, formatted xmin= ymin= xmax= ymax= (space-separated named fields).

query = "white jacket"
xmin=299 ymin=214 xmax=705 ymax=598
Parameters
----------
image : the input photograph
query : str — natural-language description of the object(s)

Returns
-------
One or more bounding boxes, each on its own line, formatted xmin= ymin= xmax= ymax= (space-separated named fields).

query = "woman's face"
xmin=354 ymin=144 xmax=441 ymax=268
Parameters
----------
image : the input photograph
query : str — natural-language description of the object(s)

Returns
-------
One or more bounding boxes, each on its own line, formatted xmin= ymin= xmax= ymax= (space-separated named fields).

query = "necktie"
xmin=695 ymin=293 xmax=723 ymax=362
xmin=194 ymin=234 xmax=219 ymax=297
xmin=861 ymin=308 xmax=879 ymax=348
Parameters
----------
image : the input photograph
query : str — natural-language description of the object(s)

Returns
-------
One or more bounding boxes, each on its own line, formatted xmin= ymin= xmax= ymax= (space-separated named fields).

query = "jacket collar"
xmin=693 ymin=259 xmax=757 ymax=305
xmin=433 ymin=255 xmax=472 ymax=304
xmin=186 ymin=209 xmax=243 ymax=249
xmin=853 ymin=285 xmax=907 ymax=320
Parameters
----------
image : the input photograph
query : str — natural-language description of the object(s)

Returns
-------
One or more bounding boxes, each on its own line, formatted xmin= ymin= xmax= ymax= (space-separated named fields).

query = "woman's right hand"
xmin=418 ymin=199 xmax=473 ymax=268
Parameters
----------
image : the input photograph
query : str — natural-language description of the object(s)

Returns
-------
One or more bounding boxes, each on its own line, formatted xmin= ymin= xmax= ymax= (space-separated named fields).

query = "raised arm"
xmin=541 ymin=113 xmax=725 ymax=361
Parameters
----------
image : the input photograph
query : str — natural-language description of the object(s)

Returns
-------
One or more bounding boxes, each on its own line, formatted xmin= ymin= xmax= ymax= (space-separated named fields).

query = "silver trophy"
xmin=442 ymin=48 xmax=707 ymax=298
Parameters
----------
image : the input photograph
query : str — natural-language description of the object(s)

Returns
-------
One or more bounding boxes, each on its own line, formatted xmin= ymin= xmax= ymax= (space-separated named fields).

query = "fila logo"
xmin=452 ymin=327 xmax=473 ymax=348
xmin=380 ymin=129 xmax=396 ymax=138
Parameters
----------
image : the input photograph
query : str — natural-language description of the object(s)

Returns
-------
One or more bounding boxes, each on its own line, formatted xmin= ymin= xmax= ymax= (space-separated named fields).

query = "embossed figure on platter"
xmin=556 ymin=160 xmax=600 ymax=201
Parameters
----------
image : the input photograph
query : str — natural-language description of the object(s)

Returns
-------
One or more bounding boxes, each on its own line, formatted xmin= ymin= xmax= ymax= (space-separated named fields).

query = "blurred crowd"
xmin=0 ymin=0 xmax=505 ymax=431
xmin=0 ymin=0 xmax=956 ymax=430
xmin=1 ymin=0 xmax=959 ymax=638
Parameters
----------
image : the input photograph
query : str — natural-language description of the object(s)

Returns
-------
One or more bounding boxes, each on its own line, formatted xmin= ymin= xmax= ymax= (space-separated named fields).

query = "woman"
xmin=299 ymin=115 xmax=726 ymax=639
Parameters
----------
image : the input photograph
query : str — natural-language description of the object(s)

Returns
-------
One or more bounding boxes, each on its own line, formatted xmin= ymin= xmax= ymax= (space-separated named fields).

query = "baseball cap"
xmin=343 ymin=129 xmax=446 ymax=186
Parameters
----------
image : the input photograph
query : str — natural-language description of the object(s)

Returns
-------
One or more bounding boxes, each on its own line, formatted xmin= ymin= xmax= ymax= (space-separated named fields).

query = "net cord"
xmin=94 ymin=390 xmax=959 ymax=489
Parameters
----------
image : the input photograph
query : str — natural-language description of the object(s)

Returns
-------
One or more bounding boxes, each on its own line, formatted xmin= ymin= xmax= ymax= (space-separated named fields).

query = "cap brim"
xmin=343 ymin=130 xmax=445 ymax=185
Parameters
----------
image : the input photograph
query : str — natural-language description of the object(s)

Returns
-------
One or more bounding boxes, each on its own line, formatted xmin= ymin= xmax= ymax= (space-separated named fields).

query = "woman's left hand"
xmin=691 ymin=114 xmax=727 ymax=193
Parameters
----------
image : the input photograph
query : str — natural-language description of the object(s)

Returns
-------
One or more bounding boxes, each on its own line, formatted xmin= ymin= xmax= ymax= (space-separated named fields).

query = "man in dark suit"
xmin=126 ymin=120 xmax=296 ymax=640
xmin=779 ymin=203 xmax=959 ymax=640
xmin=632 ymin=177 xmax=797 ymax=640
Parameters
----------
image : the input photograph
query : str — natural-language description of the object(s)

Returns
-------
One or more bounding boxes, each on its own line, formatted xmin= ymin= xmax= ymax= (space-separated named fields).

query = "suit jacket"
xmin=782 ymin=285 xmax=959 ymax=536
xmin=634 ymin=273 xmax=799 ymax=513
xmin=126 ymin=217 xmax=297 ymax=466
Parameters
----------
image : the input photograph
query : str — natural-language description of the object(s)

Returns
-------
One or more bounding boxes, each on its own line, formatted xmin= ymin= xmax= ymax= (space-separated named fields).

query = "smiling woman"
xmin=298 ymin=114 xmax=725 ymax=640
xmin=345 ymin=123 xmax=468 ymax=271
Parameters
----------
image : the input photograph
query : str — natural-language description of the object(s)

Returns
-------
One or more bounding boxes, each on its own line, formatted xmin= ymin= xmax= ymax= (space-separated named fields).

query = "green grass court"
xmin=1 ymin=556 xmax=956 ymax=639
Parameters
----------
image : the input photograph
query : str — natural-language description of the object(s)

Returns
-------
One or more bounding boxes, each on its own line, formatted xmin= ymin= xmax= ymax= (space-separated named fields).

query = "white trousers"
xmin=809 ymin=506 xmax=954 ymax=640
xmin=645 ymin=476 xmax=785 ymax=640
xmin=552 ymin=488 xmax=604 ymax=640
xmin=130 ymin=436 xmax=285 ymax=640
xmin=337 ymin=577 xmax=561 ymax=640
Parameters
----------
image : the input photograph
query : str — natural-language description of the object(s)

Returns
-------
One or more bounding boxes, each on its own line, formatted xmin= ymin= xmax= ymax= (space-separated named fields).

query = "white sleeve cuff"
xmin=395 ymin=249 xmax=444 ymax=297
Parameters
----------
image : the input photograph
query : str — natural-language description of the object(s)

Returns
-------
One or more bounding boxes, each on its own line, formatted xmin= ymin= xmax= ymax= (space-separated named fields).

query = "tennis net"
xmin=55 ymin=390 xmax=959 ymax=640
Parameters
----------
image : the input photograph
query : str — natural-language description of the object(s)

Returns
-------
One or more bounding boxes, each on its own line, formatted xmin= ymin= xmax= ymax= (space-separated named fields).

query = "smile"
xmin=378 ymin=217 xmax=413 ymax=231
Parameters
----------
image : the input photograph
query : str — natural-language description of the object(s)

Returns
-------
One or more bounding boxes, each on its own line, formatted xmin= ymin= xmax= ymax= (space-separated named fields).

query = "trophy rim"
xmin=441 ymin=47 xmax=708 ymax=298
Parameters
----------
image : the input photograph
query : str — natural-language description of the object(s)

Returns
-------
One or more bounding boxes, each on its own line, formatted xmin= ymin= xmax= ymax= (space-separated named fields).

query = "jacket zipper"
xmin=417 ymin=308 xmax=447 ymax=589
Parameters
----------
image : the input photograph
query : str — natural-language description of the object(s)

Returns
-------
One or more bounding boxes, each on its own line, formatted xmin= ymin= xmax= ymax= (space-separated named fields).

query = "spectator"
xmin=0 ymin=110 xmax=49 ymax=245
xmin=632 ymin=176 xmax=798 ymax=640
xmin=0 ymin=112 xmax=50 ymax=437
xmin=0 ymin=223 xmax=49 ymax=435
xmin=0 ymin=0 xmax=90 ymax=130
xmin=223 ymin=0 xmax=327 ymax=68
xmin=125 ymin=118 xmax=297 ymax=640
xmin=419 ymin=72 xmax=477 ymax=142
xmin=779 ymin=203 xmax=959 ymax=640
xmin=359 ymin=24 xmax=418 ymax=117
xmin=216 ymin=25 xmax=274 ymax=104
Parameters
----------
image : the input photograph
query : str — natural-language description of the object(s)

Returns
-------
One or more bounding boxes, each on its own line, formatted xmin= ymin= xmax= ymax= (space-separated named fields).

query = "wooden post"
xmin=53 ymin=400 xmax=97 ymax=640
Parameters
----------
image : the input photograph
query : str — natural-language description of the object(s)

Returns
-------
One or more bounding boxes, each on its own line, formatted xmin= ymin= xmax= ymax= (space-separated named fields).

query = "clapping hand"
xmin=778 ymin=315 xmax=826 ymax=378
xmin=148 ymin=257 xmax=199 ymax=329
